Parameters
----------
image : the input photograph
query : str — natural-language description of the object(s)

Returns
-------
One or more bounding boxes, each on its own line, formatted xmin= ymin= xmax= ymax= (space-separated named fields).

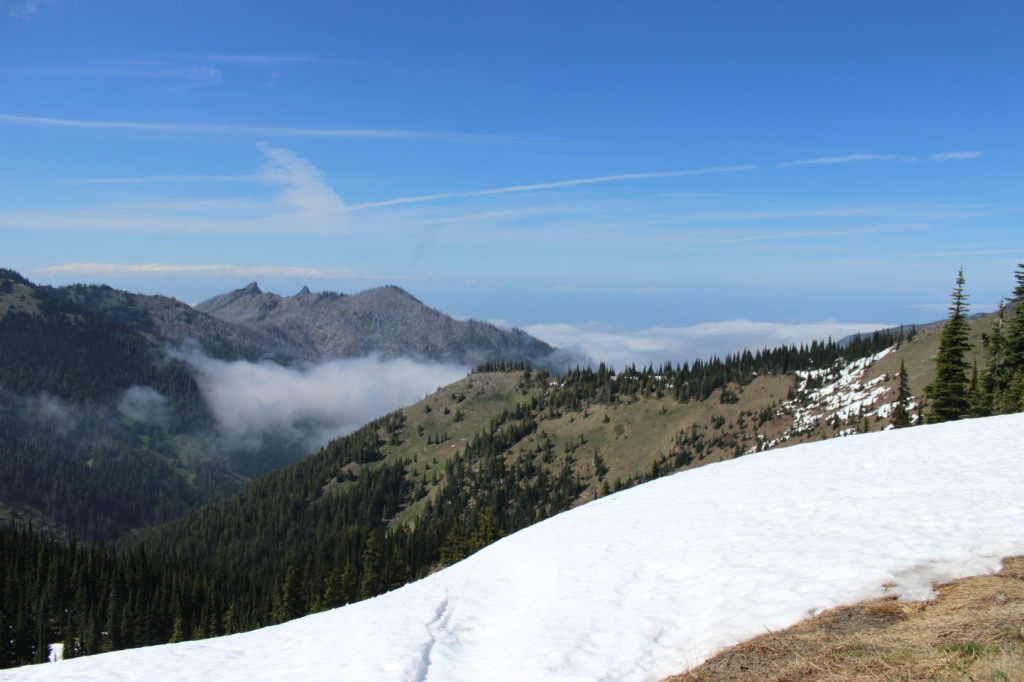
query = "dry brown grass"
xmin=665 ymin=556 xmax=1024 ymax=682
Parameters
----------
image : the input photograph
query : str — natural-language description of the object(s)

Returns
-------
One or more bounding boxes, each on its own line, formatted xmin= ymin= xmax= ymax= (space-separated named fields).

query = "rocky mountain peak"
xmin=194 ymin=283 xmax=558 ymax=366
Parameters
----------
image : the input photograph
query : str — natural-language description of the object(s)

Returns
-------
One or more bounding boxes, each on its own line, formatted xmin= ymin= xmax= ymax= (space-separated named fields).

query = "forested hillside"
xmin=0 ymin=270 xmax=242 ymax=541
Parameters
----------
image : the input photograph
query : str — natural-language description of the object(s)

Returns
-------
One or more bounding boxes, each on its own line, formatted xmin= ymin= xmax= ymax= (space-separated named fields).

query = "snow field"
xmin=5 ymin=413 xmax=1024 ymax=682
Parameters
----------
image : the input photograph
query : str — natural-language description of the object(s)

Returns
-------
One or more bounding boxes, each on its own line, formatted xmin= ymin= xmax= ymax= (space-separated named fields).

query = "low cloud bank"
xmin=19 ymin=391 xmax=81 ymax=436
xmin=117 ymin=385 xmax=170 ymax=425
xmin=171 ymin=345 xmax=471 ymax=454
xmin=525 ymin=319 xmax=888 ymax=371
xmin=1 ymin=385 xmax=170 ymax=440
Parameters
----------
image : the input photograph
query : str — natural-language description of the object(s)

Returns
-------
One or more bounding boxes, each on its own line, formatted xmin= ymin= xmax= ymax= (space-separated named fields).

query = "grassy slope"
xmin=666 ymin=556 xmax=1024 ymax=682
xmin=356 ymin=311 xmax=999 ymax=537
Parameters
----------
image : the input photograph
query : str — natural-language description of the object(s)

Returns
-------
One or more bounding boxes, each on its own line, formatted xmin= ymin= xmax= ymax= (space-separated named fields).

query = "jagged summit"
xmin=194 ymin=283 xmax=556 ymax=366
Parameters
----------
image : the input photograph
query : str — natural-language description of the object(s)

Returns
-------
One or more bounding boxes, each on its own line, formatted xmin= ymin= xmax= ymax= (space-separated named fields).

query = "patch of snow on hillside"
xmin=757 ymin=347 xmax=922 ymax=450
xmin=793 ymin=348 xmax=892 ymax=426
xmin=7 ymin=414 xmax=1024 ymax=682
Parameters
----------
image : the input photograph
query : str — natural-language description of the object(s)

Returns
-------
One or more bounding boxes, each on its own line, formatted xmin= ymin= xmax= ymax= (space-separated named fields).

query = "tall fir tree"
xmin=889 ymin=360 xmax=913 ymax=428
xmin=357 ymin=532 xmax=382 ymax=600
xmin=1001 ymin=264 xmax=1024 ymax=410
xmin=980 ymin=300 xmax=1007 ymax=415
xmin=927 ymin=268 xmax=972 ymax=423
xmin=273 ymin=566 xmax=304 ymax=624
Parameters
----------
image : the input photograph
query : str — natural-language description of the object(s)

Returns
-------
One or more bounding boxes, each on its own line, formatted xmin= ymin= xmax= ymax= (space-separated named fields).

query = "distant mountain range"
xmin=56 ymin=280 xmax=560 ymax=367
xmin=194 ymin=282 xmax=558 ymax=366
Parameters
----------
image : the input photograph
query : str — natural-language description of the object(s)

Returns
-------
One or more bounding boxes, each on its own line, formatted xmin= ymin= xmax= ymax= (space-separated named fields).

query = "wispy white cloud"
xmin=2 ymin=145 xmax=352 ymax=235
xmin=781 ymin=153 xmax=906 ymax=167
xmin=781 ymin=151 xmax=983 ymax=167
xmin=669 ymin=206 xmax=913 ymax=223
xmin=35 ymin=263 xmax=411 ymax=280
xmin=257 ymin=143 xmax=349 ymax=228
xmin=133 ymin=198 xmax=266 ymax=212
xmin=158 ymin=53 xmax=357 ymax=67
xmin=3 ymin=0 xmax=53 ymax=18
xmin=349 ymin=165 xmax=758 ymax=210
xmin=0 ymin=114 xmax=556 ymax=144
xmin=710 ymin=223 xmax=921 ymax=244
xmin=525 ymin=319 xmax=889 ymax=369
xmin=149 ymin=65 xmax=222 ymax=90
xmin=928 ymin=151 xmax=983 ymax=162
xmin=882 ymin=248 xmax=1024 ymax=259
xmin=3 ymin=64 xmax=223 ymax=89
xmin=66 ymin=174 xmax=260 ymax=184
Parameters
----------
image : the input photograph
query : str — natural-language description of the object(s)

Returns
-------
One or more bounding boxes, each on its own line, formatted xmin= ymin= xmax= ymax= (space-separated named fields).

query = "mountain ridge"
xmin=194 ymin=282 xmax=562 ymax=367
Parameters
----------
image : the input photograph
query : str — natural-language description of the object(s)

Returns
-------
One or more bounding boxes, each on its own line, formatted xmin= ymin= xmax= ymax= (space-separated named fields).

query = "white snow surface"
xmin=7 ymin=414 xmax=1024 ymax=682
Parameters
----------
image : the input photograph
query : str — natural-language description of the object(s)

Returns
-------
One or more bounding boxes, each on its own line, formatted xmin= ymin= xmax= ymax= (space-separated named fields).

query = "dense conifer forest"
xmin=0 ymin=270 xmax=243 ymax=541
xmin=2 ymin=265 xmax=1023 ymax=669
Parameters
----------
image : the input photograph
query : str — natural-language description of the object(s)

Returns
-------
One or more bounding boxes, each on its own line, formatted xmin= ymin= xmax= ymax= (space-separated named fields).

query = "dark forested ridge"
xmin=53 ymin=282 xmax=308 ymax=362
xmin=0 ymin=276 xmax=204 ymax=412
xmin=0 ymin=271 xmax=246 ymax=542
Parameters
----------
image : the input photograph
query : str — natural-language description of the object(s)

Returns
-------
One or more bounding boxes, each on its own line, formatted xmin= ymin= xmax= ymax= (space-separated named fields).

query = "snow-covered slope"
xmin=7 ymin=415 xmax=1024 ymax=682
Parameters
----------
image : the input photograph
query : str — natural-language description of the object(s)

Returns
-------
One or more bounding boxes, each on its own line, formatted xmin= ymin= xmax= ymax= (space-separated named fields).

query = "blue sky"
xmin=2 ymin=1 xmax=1023 ymax=366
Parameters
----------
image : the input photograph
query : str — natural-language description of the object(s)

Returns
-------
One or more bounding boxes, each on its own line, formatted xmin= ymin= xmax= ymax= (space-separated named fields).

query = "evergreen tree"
xmin=320 ymin=569 xmax=347 ymax=611
xmin=439 ymin=525 xmax=467 ymax=566
xmin=274 ymin=566 xmax=304 ymax=624
xmin=1001 ymin=264 xmax=1024 ymax=410
xmin=468 ymin=511 xmax=499 ymax=553
xmin=339 ymin=560 xmax=358 ymax=606
xmin=966 ymin=359 xmax=982 ymax=416
xmin=980 ymin=300 xmax=1008 ymax=414
xmin=889 ymin=360 xmax=913 ymax=428
xmin=927 ymin=269 xmax=972 ymax=423
xmin=381 ymin=546 xmax=409 ymax=592
xmin=168 ymin=616 xmax=186 ymax=644
xmin=357 ymin=532 xmax=382 ymax=600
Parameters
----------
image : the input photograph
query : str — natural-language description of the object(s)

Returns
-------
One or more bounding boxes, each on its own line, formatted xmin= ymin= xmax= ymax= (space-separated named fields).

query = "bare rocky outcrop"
xmin=195 ymin=282 xmax=558 ymax=366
